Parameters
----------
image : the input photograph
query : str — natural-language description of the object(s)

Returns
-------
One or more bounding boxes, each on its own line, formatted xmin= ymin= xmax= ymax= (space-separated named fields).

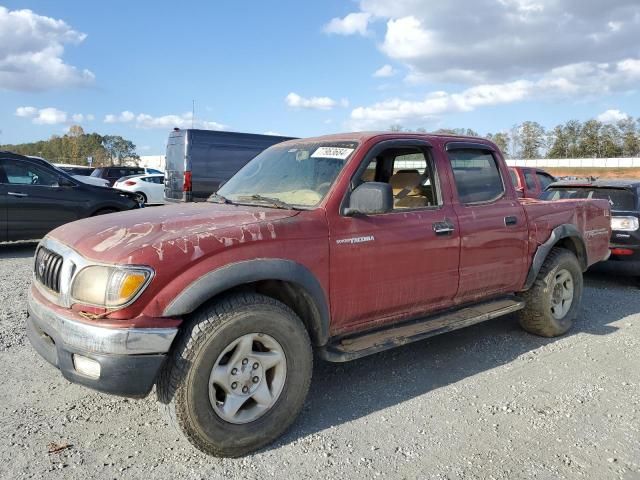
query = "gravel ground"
xmin=0 ymin=242 xmax=638 ymax=479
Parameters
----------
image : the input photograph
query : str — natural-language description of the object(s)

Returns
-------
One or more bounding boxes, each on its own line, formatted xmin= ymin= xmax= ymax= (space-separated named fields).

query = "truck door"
xmin=327 ymin=140 xmax=461 ymax=335
xmin=444 ymin=143 xmax=528 ymax=303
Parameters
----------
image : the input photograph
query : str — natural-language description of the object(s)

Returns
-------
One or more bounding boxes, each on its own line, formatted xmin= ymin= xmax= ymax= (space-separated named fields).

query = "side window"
xmin=2 ymin=159 xmax=59 ymax=187
xmin=536 ymin=172 xmax=554 ymax=190
xmin=358 ymin=148 xmax=439 ymax=210
xmin=524 ymin=170 xmax=537 ymax=190
xmin=448 ymin=149 xmax=504 ymax=204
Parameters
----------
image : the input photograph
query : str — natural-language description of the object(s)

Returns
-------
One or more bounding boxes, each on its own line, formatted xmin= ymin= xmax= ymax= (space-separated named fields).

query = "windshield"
xmin=216 ymin=140 xmax=358 ymax=208
xmin=542 ymin=187 xmax=636 ymax=211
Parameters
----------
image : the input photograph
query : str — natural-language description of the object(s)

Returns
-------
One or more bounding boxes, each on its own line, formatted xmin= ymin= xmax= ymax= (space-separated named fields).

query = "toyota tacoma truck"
xmin=26 ymin=132 xmax=611 ymax=457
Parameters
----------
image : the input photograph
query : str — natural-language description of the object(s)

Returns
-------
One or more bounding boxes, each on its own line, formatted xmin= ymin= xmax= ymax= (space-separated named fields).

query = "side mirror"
xmin=344 ymin=182 xmax=393 ymax=216
xmin=515 ymin=187 xmax=524 ymax=198
xmin=58 ymin=176 xmax=76 ymax=187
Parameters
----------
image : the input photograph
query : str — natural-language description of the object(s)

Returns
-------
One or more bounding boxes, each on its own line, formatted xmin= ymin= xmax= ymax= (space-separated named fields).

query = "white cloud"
xmin=323 ymin=12 xmax=371 ymax=36
xmin=373 ymin=64 xmax=396 ymax=78
xmin=16 ymin=106 xmax=94 ymax=125
xmin=15 ymin=106 xmax=38 ymax=118
xmin=0 ymin=6 xmax=95 ymax=91
xmin=349 ymin=58 xmax=640 ymax=129
xmin=104 ymin=111 xmax=227 ymax=130
xmin=285 ymin=92 xmax=348 ymax=110
xmin=104 ymin=111 xmax=135 ymax=123
xmin=597 ymin=109 xmax=629 ymax=123
xmin=32 ymin=107 xmax=68 ymax=125
xmin=333 ymin=0 xmax=640 ymax=83
xmin=263 ymin=131 xmax=284 ymax=136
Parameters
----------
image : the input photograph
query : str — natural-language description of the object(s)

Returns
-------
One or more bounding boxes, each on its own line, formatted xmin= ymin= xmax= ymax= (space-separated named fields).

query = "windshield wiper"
xmin=237 ymin=194 xmax=296 ymax=210
xmin=208 ymin=192 xmax=233 ymax=204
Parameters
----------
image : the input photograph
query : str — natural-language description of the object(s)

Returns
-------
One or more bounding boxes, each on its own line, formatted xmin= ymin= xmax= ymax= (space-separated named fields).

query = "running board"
xmin=318 ymin=297 xmax=525 ymax=362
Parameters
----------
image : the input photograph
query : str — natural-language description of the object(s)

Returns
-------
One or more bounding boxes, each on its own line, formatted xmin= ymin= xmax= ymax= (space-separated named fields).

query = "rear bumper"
xmin=26 ymin=287 xmax=178 ymax=398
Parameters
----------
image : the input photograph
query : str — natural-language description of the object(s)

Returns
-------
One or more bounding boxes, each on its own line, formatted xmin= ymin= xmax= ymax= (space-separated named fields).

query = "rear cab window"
xmin=448 ymin=148 xmax=505 ymax=204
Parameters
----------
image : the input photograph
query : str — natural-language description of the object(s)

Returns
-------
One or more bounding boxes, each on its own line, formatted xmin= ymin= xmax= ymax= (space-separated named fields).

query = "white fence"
xmin=506 ymin=158 xmax=640 ymax=168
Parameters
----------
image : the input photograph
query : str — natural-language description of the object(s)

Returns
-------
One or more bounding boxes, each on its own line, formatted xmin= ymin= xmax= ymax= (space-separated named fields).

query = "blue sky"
xmin=1 ymin=0 xmax=639 ymax=155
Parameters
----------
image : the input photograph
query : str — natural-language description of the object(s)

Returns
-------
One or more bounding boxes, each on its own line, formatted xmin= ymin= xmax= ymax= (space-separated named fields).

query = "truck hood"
xmin=47 ymin=203 xmax=300 ymax=263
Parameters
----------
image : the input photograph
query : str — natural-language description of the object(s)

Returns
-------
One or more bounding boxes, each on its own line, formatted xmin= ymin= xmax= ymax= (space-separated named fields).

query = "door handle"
xmin=504 ymin=215 xmax=518 ymax=226
xmin=433 ymin=221 xmax=455 ymax=236
xmin=7 ymin=192 xmax=28 ymax=198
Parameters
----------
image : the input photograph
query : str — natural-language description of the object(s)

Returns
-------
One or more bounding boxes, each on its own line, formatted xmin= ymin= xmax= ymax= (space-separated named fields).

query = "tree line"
xmin=0 ymin=125 xmax=140 ymax=166
xmin=391 ymin=116 xmax=640 ymax=159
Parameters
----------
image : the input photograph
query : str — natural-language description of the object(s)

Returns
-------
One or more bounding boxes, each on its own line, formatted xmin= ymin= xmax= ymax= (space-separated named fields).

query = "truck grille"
xmin=34 ymin=247 xmax=64 ymax=293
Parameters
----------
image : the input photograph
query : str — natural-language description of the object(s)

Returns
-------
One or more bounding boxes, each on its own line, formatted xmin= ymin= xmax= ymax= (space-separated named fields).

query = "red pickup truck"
xmin=27 ymin=132 xmax=611 ymax=457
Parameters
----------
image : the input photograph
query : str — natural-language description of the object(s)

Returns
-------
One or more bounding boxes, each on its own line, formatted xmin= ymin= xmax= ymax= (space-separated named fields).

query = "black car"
xmin=91 ymin=166 xmax=146 ymax=186
xmin=164 ymin=129 xmax=295 ymax=202
xmin=542 ymin=179 xmax=640 ymax=270
xmin=0 ymin=152 xmax=141 ymax=242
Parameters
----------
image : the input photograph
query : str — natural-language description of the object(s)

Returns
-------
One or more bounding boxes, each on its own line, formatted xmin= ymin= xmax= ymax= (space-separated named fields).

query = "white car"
xmin=113 ymin=174 xmax=165 ymax=204
xmin=72 ymin=175 xmax=110 ymax=187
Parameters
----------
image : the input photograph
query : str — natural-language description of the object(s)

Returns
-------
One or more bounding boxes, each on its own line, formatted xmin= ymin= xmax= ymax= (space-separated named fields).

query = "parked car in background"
xmin=164 ymin=129 xmax=295 ymax=202
xmin=113 ymin=173 xmax=165 ymax=204
xmin=54 ymin=164 xmax=95 ymax=176
xmin=542 ymin=179 xmax=640 ymax=272
xmin=509 ymin=166 xmax=556 ymax=198
xmin=50 ymin=162 xmax=110 ymax=187
xmin=26 ymin=132 xmax=611 ymax=457
xmin=91 ymin=166 xmax=146 ymax=186
xmin=0 ymin=151 xmax=141 ymax=241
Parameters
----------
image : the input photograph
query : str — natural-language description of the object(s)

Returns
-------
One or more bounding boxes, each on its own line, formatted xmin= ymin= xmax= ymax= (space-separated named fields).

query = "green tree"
xmin=578 ymin=119 xmax=602 ymax=157
xmin=486 ymin=132 xmax=510 ymax=157
xmin=600 ymin=124 xmax=623 ymax=158
xmin=518 ymin=121 xmax=545 ymax=159
xmin=618 ymin=117 xmax=640 ymax=157
xmin=102 ymin=135 xmax=140 ymax=166
xmin=547 ymin=125 xmax=569 ymax=158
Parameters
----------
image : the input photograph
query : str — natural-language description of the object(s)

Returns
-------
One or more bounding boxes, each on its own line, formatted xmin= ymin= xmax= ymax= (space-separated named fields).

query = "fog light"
xmin=73 ymin=354 xmax=101 ymax=379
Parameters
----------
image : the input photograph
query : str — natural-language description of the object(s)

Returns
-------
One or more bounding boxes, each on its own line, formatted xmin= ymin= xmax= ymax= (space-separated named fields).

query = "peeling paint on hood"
xmin=47 ymin=203 xmax=300 ymax=264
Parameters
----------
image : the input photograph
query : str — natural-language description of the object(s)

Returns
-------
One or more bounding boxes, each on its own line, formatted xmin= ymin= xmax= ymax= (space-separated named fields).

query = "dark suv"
xmin=542 ymin=179 xmax=640 ymax=273
xmin=91 ymin=166 xmax=146 ymax=186
xmin=0 ymin=152 xmax=141 ymax=242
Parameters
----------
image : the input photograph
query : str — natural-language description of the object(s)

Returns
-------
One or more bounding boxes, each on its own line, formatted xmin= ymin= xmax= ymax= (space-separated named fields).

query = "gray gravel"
xmin=0 ymin=242 xmax=638 ymax=479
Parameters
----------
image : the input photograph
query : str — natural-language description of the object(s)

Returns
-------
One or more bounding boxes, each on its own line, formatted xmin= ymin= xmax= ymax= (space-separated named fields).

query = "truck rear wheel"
xmin=518 ymin=247 xmax=583 ymax=337
xmin=157 ymin=293 xmax=312 ymax=457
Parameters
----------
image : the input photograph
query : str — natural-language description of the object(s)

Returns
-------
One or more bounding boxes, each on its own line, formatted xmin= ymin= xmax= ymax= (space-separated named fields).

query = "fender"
xmin=162 ymin=259 xmax=330 ymax=345
xmin=523 ymin=224 xmax=587 ymax=290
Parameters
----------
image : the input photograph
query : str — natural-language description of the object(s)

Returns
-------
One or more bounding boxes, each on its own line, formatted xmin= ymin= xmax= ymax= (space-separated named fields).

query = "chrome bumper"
xmin=27 ymin=287 xmax=178 ymax=355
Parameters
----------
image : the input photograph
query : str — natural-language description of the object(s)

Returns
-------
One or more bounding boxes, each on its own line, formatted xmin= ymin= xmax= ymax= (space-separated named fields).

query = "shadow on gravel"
xmin=268 ymin=264 xmax=640 ymax=451
xmin=0 ymin=242 xmax=38 ymax=260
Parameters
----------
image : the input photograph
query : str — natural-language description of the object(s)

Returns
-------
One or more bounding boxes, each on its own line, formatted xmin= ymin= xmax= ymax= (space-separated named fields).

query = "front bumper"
xmin=27 ymin=287 xmax=178 ymax=398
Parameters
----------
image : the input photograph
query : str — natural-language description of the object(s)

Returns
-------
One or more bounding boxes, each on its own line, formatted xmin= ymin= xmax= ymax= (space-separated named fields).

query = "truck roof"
xmin=275 ymin=131 xmax=498 ymax=148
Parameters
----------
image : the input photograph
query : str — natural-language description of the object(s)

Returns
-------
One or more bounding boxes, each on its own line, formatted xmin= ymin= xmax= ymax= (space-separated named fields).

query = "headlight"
xmin=611 ymin=216 xmax=639 ymax=232
xmin=71 ymin=265 xmax=153 ymax=307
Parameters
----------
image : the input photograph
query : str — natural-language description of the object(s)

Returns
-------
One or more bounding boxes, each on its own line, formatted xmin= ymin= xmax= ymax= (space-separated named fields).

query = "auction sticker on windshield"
xmin=311 ymin=146 xmax=355 ymax=160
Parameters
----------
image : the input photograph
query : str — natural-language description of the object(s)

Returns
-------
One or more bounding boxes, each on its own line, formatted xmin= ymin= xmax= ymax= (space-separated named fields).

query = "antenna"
xmin=192 ymin=99 xmax=195 ymax=128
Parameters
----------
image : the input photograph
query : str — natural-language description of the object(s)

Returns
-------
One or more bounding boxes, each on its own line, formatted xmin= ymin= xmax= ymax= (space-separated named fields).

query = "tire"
xmin=157 ymin=292 xmax=313 ymax=457
xmin=517 ymin=247 xmax=583 ymax=337
xmin=134 ymin=192 xmax=147 ymax=204
xmin=91 ymin=208 xmax=118 ymax=216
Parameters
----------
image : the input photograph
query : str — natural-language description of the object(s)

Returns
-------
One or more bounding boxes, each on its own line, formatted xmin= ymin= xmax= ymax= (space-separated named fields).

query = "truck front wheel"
xmin=518 ymin=247 xmax=583 ymax=337
xmin=157 ymin=293 xmax=313 ymax=457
